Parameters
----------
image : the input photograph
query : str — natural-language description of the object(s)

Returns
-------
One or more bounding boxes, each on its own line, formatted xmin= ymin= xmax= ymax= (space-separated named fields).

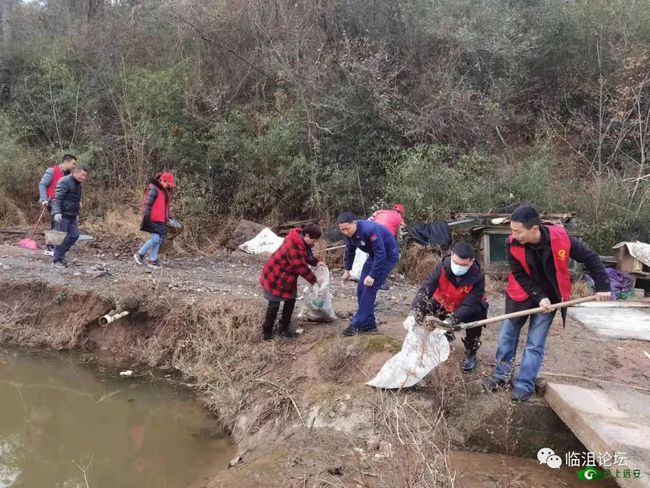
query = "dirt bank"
xmin=0 ymin=242 xmax=646 ymax=487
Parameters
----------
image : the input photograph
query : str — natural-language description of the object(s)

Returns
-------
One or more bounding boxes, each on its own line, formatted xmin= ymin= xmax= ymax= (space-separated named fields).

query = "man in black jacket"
xmin=483 ymin=206 xmax=611 ymax=401
xmin=409 ymin=241 xmax=488 ymax=372
xmin=51 ymin=167 xmax=88 ymax=267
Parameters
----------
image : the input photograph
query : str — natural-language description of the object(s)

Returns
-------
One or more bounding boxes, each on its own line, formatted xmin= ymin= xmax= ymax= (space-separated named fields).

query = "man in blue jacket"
xmin=339 ymin=212 xmax=400 ymax=336
xmin=51 ymin=167 xmax=88 ymax=267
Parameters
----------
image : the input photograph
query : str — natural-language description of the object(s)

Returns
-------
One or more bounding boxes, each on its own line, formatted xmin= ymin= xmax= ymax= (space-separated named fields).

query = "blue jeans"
xmin=350 ymin=254 xmax=399 ymax=330
xmin=53 ymin=216 xmax=79 ymax=261
xmin=494 ymin=312 xmax=555 ymax=394
xmin=138 ymin=233 xmax=163 ymax=261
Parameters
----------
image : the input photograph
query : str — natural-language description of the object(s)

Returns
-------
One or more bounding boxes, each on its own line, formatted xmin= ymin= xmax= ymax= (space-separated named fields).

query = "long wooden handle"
xmin=456 ymin=295 xmax=598 ymax=330
xmin=27 ymin=206 xmax=48 ymax=240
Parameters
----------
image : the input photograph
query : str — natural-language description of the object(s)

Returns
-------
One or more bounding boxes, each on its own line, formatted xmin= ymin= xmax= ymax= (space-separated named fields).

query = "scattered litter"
xmin=238 ymin=228 xmax=283 ymax=255
xmin=295 ymin=328 xmax=304 ymax=335
xmin=119 ymin=370 xmax=133 ymax=377
xmin=644 ymin=351 xmax=650 ymax=360
xmin=85 ymin=265 xmax=110 ymax=278
xmin=228 ymin=456 xmax=243 ymax=468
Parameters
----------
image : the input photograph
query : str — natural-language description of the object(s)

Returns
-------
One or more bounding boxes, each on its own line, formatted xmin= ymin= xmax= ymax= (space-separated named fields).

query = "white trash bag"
xmin=350 ymin=249 xmax=368 ymax=281
xmin=298 ymin=265 xmax=337 ymax=322
xmin=239 ymin=228 xmax=284 ymax=255
xmin=367 ymin=316 xmax=450 ymax=389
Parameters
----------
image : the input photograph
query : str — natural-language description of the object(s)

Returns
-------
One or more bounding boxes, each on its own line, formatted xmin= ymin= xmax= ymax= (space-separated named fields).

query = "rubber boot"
xmin=461 ymin=337 xmax=481 ymax=372
xmin=278 ymin=299 xmax=299 ymax=338
xmin=262 ymin=301 xmax=280 ymax=341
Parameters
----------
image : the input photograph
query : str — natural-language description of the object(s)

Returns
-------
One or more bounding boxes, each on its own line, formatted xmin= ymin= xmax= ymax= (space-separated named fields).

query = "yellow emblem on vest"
xmin=558 ymin=249 xmax=567 ymax=261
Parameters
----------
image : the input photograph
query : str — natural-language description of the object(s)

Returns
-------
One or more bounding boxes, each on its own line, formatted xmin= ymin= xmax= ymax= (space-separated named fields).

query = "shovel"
xmin=367 ymin=295 xmax=599 ymax=389
xmin=17 ymin=206 xmax=48 ymax=250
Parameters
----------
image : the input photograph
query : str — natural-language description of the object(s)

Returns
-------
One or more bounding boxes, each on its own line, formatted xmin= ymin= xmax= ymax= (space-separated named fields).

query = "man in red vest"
xmin=38 ymin=154 xmax=77 ymax=255
xmin=409 ymin=241 xmax=488 ymax=371
xmin=483 ymin=206 xmax=611 ymax=402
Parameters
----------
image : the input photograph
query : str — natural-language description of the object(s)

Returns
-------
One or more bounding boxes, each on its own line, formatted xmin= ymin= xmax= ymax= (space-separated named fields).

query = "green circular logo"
xmin=577 ymin=467 xmax=605 ymax=481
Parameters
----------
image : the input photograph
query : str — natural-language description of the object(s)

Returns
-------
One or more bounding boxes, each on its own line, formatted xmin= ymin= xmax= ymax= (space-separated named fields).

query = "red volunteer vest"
xmin=433 ymin=271 xmax=475 ymax=313
xmin=143 ymin=184 xmax=169 ymax=223
xmin=507 ymin=225 xmax=572 ymax=302
xmin=46 ymin=165 xmax=65 ymax=199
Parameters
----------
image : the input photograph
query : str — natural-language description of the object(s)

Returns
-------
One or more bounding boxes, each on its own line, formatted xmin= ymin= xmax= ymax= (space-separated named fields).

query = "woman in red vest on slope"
xmin=133 ymin=172 xmax=176 ymax=269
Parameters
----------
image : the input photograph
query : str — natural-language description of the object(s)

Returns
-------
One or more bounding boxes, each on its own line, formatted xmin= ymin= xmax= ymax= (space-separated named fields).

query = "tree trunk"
xmin=0 ymin=0 xmax=13 ymax=102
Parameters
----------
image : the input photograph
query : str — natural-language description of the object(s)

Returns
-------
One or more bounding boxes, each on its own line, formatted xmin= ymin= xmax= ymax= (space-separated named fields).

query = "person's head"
xmin=393 ymin=203 xmax=405 ymax=215
xmin=158 ymin=171 xmax=176 ymax=190
xmin=61 ymin=154 xmax=77 ymax=172
xmin=510 ymin=206 xmax=542 ymax=244
xmin=450 ymin=241 xmax=475 ymax=276
xmin=72 ymin=166 xmax=88 ymax=183
xmin=302 ymin=223 xmax=322 ymax=245
xmin=337 ymin=212 xmax=357 ymax=237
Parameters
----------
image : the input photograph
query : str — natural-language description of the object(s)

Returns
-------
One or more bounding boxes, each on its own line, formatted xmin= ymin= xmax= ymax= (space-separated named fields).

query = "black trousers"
xmin=262 ymin=298 xmax=296 ymax=331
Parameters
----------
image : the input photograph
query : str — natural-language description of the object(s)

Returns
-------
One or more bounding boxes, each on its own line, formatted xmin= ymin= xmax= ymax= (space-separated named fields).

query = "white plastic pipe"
xmin=99 ymin=310 xmax=130 ymax=326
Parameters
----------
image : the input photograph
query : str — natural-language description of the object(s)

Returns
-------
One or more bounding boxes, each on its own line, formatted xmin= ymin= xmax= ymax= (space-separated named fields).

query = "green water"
xmin=0 ymin=350 xmax=233 ymax=488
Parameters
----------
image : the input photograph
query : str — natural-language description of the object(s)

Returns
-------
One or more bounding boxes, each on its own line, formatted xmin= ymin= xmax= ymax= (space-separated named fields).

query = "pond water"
xmin=0 ymin=349 xmax=234 ymax=488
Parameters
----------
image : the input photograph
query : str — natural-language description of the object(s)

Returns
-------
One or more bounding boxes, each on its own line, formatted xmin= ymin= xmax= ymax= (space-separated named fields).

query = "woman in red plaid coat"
xmin=259 ymin=224 xmax=324 ymax=340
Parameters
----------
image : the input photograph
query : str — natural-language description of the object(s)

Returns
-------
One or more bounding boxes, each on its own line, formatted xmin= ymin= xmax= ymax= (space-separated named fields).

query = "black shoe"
xmin=358 ymin=326 xmax=378 ymax=334
xmin=342 ymin=325 xmax=359 ymax=336
xmin=133 ymin=253 xmax=145 ymax=265
xmin=52 ymin=260 xmax=67 ymax=268
xmin=263 ymin=329 xmax=273 ymax=341
xmin=511 ymin=388 xmax=533 ymax=402
xmin=147 ymin=259 xmax=161 ymax=269
xmin=483 ymin=376 xmax=508 ymax=392
xmin=279 ymin=328 xmax=300 ymax=338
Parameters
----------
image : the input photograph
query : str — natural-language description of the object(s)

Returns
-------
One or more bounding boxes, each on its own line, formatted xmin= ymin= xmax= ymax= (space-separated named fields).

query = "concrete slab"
xmin=569 ymin=305 xmax=650 ymax=341
xmin=545 ymin=382 xmax=650 ymax=488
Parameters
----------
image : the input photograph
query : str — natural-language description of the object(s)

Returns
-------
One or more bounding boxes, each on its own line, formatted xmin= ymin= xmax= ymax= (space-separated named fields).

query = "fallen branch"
xmin=255 ymin=378 xmax=306 ymax=427
xmin=541 ymin=371 xmax=650 ymax=393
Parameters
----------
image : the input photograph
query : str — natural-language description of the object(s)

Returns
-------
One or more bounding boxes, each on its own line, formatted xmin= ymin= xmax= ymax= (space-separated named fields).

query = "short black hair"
xmin=302 ymin=223 xmax=322 ymax=239
xmin=337 ymin=212 xmax=356 ymax=224
xmin=453 ymin=241 xmax=475 ymax=260
xmin=510 ymin=206 xmax=541 ymax=229
xmin=62 ymin=154 xmax=77 ymax=163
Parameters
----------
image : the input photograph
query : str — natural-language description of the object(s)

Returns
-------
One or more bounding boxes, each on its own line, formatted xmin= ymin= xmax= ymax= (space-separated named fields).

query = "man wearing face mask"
xmin=409 ymin=241 xmax=488 ymax=372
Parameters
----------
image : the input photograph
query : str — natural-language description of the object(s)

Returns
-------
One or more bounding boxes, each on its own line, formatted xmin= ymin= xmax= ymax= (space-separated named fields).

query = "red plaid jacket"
xmin=260 ymin=228 xmax=318 ymax=299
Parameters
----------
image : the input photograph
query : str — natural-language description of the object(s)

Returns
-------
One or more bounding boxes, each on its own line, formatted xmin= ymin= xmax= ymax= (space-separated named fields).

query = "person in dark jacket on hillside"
xmin=483 ymin=206 xmax=611 ymax=402
xmin=409 ymin=241 xmax=488 ymax=372
xmin=38 ymin=154 xmax=77 ymax=256
xmin=51 ymin=166 xmax=88 ymax=267
xmin=134 ymin=172 xmax=176 ymax=269
xmin=339 ymin=212 xmax=400 ymax=336
xmin=259 ymin=224 xmax=325 ymax=341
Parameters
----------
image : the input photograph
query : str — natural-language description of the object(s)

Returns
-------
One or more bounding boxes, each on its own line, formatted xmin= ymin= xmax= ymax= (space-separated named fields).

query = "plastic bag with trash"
xmin=299 ymin=265 xmax=337 ymax=322
xmin=350 ymin=249 xmax=368 ymax=281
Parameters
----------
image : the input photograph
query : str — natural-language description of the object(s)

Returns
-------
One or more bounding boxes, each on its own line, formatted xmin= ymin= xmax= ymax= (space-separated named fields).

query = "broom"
xmin=17 ymin=206 xmax=48 ymax=250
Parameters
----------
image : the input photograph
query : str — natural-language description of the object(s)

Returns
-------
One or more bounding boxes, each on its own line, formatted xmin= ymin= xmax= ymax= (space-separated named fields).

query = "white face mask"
xmin=450 ymin=261 xmax=471 ymax=276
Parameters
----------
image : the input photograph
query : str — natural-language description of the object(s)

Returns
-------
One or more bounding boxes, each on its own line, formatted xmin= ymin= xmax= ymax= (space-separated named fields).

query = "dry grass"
xmin=370 ymin=391 xmax=457 ymax=488
xmin=399 ymin=244 xmax=442 ymax=282
xmin=84 ymin=207 xmax=142 ymax=240
xmin=0 ymin=302 xmax=39 ymax=344
xmin=134 ymin=295 xmax=300 ymax=433
xmin=0 ymin=192 xmax=28 ymax=227
xmin=318 ymin=338 xmax=365 ymax=382
xmin=572 ymin=279 xmax=593 ymax=298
